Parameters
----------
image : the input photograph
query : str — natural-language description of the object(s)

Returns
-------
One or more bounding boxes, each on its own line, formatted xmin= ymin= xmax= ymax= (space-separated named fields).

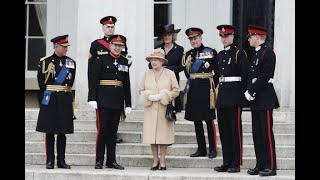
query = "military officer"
xmin=88 ymin=15 xmax=125 ymax=143
xmin=213 ymin=25 xmax=249 ymax=173
xmin=88 ymin=35 xmax=132 ymax=170
xmin=245 ymin=25 xmax=279 ymax=176
xmin=181 ymin=27 xmax=218 ymax=159
xmin=36 ymin=35 xmax=76 ymax=169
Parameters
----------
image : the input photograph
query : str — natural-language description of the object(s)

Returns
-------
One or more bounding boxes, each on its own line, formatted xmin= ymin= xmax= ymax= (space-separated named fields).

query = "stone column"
xmin=274 ymin=0 xmax=295 ymax=110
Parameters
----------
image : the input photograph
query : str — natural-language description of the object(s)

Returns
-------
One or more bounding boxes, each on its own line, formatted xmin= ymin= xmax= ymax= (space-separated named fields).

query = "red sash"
xmin=97 ymin=39 xmax=110 ymax=50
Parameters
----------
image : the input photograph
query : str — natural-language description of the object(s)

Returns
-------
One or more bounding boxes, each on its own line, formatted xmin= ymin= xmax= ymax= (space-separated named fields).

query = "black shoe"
xmin=214 ymin=164 xmax=230 ymax=172
xmin=159 ymin=166 xmax=167 ymax=170
xmin=190 ymin=151 xmax=207 ymax=157
xmin=46 ymin=161 xmax=54 ymax=169
xmin=106 ymin=162 xmax=125 ymax=170
xmin=259 ymin=169 xmax=277 ymax=176
xmin=95 ymin=161 xmax=103 ymax=169
xmin=208 ymin=151 xmax=217 ymax=159
xmin=227 ymin=166 xmax=240 ymax=173
xmin=57 ymin=160 xmax=71 ymax=169
xmin=150 ymin=163 xmax=159 ymax=171
xmin=247 ymin=167 xmax=260 ymax=175
xmin=116 ymin=137 xmax=123 ymax=143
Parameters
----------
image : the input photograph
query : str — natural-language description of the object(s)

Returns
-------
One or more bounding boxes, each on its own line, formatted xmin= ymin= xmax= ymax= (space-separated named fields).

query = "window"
xmin=154 ymin=0 xmax=172 ymax=47
xmin=25 ymin=0 xmax=47 ymax=75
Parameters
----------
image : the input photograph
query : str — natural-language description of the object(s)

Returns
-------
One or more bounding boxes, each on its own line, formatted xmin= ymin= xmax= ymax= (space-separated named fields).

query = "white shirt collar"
xmin=224 ymin=46 xmax=231 ymax=51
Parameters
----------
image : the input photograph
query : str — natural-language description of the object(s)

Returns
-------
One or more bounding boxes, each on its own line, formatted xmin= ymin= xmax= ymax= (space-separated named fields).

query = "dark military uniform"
xmin=214 ymin=43 xmax=249 ymax=173
xmin=36 ymin=35 xmax=76 ymax=169
xmin=213 ymin=24 xmax=249 ymax=173
xmin=182 ymin=28 xmax=218 ymax=157
xmin=88 ymin=16 xmax=127 ymax=144
xmin=246 ymin=25 xmax=279 ymax=176
xmin=88 ymin=35 xmax=131 ymax=168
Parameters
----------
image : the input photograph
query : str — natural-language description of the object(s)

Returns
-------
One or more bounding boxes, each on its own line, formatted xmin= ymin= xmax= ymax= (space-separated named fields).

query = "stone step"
xmin=25 ymin=120 xmax=295 ymax=134
xmin=25 ymin=131 xmax=295 ymax=145
xmin=25 ymin=153 xmax=295 ymax=170
xmin=25 ymin=165 xmax=295 ymax=180
xmin=25 ymin=108 xmax=295 ymax=122
xmin=26 ymin=142 xmax=295 ymax=158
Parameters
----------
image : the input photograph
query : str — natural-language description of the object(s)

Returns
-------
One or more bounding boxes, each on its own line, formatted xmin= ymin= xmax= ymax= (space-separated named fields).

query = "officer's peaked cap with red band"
xmin=110 ymin=34 xmax=126 ymax=45
xmin=185 ymin=27 xmax=203 ymax=39
xmin=217 ymin=24 xmax=235 ymax=36
xmin=100 ymin=16 xmax=117 ymax=26
xmin=51 ymin=34 xmax=70 ymax=47
xmin=248 ymin=25 xmax=267 ymax=35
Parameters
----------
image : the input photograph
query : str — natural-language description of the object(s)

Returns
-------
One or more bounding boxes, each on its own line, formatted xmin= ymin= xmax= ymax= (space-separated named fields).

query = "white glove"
xmin=244 ymin=90 xmax=255 ymax=101
xmin=148 ymin=94 xmax=162 ymax=101
xmin=88 ymin=101 xmax=98 ymax=109
xmin=125 ymin=107 xmax=132 ymax=115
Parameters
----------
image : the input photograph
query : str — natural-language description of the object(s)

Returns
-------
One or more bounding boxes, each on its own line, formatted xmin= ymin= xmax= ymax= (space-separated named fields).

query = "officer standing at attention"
xmin=245 ymin=25 xmax=279 ymax=177
xmin=181 ymin=27 xmax=218 ymax=159
xmin=88 ymin=35 xmax=132 ymax=170
xmin=36 ymin=35 xmax=76 ymax=169
xmin=213 ymin=25 xmax=249 ymax=173
xmin=88 ymin=15 xmax=126 ymax=143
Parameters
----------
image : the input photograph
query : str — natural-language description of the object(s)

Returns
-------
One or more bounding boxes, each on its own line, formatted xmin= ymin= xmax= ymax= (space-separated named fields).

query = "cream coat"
xmin=140 ymin=68 xmax=180 ymax=144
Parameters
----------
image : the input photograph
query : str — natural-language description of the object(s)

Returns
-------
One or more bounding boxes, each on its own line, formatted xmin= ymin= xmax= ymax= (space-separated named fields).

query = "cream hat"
xmin=145 ymin=48 xmax=168 ymax=64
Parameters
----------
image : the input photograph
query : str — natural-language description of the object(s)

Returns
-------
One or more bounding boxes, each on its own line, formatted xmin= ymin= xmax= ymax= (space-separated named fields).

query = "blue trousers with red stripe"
xmin=251 ymin=109 xmax=277 ymax=170
xmin=217 ymin=107 xmax=243 ymax=167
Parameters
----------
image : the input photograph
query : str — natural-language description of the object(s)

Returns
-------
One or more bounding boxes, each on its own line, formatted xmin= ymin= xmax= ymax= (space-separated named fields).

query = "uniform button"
xmin=251 ymin=66 xmax=253 ymax=67
xmin=115 ymin=73 xmax=117 ymax=74
xmin=252 ymin=70 xmax=254 ymax=72
xmin=223 ymin=60 xmax=225 ymax=62
xmin=222 ymin=68 xmax=224 ymax=70
xmin=255 ymin=53 xmax=257 ymax=55
xmin=225 ymin=52 xmax=227 ymax=54
xmin=220 ymin=83 xmax=222 ymax=85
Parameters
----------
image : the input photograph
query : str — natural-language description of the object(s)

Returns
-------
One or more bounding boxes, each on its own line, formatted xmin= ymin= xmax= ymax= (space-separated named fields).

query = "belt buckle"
xmin=219 ymin=76 xmax=225 ymax=82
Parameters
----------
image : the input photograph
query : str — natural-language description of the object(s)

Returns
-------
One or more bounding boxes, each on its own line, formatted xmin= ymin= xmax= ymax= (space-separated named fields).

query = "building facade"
xmin=25 ymin=0 xmax=295 ymax=110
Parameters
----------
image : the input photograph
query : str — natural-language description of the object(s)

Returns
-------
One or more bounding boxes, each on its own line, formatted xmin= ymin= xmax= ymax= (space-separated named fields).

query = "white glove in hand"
xmin=148 ymin=94 xmax=162 ymax=101
xmin=88 ymin=101 xmax=98 ymax=109
xmin=125 ymin=107 xmax=132 ymax=115
xmin=244 ymin=90 xmax=255 ymax=101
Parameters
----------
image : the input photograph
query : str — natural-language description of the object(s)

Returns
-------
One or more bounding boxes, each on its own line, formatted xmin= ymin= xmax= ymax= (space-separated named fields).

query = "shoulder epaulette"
xmin=40 ymin=55 xmax=50 ymax=61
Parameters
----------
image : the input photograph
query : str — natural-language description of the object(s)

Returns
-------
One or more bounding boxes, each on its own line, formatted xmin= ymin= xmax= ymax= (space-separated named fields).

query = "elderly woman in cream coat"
xmin=140 ymin=48 xmax=180 ymax=170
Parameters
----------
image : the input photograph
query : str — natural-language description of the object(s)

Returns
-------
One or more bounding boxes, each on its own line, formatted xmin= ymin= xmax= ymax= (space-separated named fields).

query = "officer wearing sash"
xmin=36 ymin=35 xmax=76 ymax=169
xmin=182 ymin=27 xmax=218 ymax=159
xmin=88 ymin=15 xmax=126 ymax=143
xmin=245 ymin=25 xmax=279 ymax=176
xmin=88 ymin=35 xmax=132 ymax=170
xmin=213 ymin=25 xmax=249 ymax=173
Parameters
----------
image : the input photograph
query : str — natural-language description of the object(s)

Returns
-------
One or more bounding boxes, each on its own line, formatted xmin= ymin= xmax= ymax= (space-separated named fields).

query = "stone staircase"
xmin=25 ymin=108 xmax=295 ymax=180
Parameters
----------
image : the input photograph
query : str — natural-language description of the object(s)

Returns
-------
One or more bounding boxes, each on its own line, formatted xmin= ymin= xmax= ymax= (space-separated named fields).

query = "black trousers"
xmin=95 ymin=107 xmax=121 ymax=165
xmin=45 ymin=134 xmax=66 ymax=163
xmin=251 ymin=109 xmax=277 ymax=170
xmin=217 ymin=107 xmax=243 ymax=167
xmin=194 ymin=119 xmax=217 ymax=153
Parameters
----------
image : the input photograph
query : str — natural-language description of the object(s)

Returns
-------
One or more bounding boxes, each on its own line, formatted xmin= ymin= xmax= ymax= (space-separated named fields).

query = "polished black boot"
xmin=247 ymin=167 xmax=260 ymax=175
xmin=95 ymin=161 xmax=103 ymax=169
xmin=57 ymin=160 xmax=71 ymax=169
xmin=259 ymin=169 xmax=277 ymax=176
xmin=208 ymin=151 xmax=217 ymax=159
xmin=190 ymin=151 xmax=207 ymax=157
xmin=227 ymin=166 xmax=240 ymax=173
xmin=106 ymin=162 xmax=125 ymax=170
xmin=46 ymin=160 xmax=54 ymax=169
xmin=214 ymin=164 xmax=230 ymax=172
